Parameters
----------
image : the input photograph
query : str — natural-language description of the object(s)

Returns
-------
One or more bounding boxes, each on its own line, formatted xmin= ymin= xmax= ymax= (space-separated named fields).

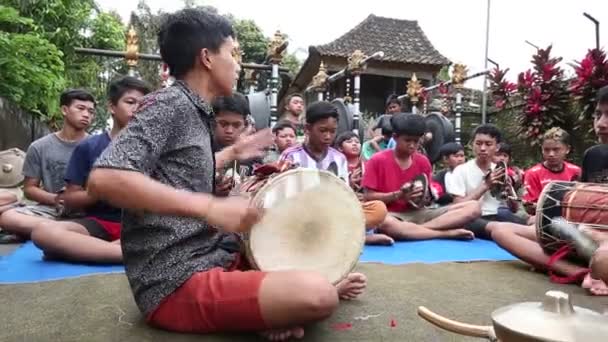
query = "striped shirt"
xmin=279 ymin=145 xmax=349 ymax=183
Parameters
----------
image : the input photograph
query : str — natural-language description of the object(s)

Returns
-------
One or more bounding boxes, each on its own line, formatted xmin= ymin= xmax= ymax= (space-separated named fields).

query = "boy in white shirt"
xmin=445 ymin=124 xmax=532 ymax=239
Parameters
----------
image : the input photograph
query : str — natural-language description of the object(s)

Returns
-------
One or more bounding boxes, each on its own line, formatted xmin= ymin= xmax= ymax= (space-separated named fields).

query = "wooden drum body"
xmin=243 ymin=168 xmax=365 ymax=284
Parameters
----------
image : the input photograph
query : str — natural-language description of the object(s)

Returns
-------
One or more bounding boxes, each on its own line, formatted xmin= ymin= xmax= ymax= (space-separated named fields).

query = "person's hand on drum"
xmin=231 ymin=128 xmax=274 ymax=161
xmin=203 ymin=196 xmax=263 ymax=233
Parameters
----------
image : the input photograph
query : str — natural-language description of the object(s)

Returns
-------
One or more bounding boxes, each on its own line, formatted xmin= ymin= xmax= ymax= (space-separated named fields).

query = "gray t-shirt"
xmin=94 ymin=81 xmax=239 ymax=316
xmin=22 ymin=133 xmax=81 ymax=194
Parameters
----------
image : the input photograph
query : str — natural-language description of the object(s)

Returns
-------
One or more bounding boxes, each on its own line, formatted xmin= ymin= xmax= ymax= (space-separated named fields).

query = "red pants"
xmin=147 ymin=255 xmax=268 ymax=333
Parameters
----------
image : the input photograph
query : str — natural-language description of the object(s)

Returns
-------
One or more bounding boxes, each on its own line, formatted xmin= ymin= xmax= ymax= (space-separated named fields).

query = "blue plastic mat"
xmin=0 ymin=242 xmax=124 ymax=284
xmin=360 ymin=239 xmax=516 ymax=264
xmin=0 ymin=239 xmax=515 ymax=284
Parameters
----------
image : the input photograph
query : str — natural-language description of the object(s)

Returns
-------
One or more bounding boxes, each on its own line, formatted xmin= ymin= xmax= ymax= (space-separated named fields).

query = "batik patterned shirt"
xmin=94 ymin=81 xmax=239 ymax=315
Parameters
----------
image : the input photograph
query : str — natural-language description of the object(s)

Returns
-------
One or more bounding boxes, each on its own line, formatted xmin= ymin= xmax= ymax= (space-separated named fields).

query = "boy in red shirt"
xmin=362 ymin=114 xmax=480 ymax=241
xmin=521 ymin=128 xmax=581 ymax=215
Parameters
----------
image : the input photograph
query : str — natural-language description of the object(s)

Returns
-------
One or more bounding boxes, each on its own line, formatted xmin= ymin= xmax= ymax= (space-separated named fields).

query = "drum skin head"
xmin=0 ymin=148 xmax=26 ymax=188
xmin=246 ymin=169 xmax=365 ymax=284
xmin=535 ymin=181 xmax=590 ymax=261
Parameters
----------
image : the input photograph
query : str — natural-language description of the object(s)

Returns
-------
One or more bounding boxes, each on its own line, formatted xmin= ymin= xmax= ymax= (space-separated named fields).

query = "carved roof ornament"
xmin=232 ymin=39 xmax=243 ymax=65
xmin=407 ymin=73 xmax=423 ymax=104
xmin=452 ymin=63 xmax=468 ymax=89
xmin=125 ymin=26 xmax=139 ymax=67
xmin=310 ymin=61 xmax=329 ymax=91
xmin=348 ymin=49 xmax=367 ymax=74
xmin=268 ymin=30 xmax=288 ymax=63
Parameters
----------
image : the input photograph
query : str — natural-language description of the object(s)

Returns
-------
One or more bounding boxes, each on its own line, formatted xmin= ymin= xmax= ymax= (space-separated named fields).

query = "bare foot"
xmin=259 ymin=327 xmax=304 ymax=341
xmin=443 ymin=229 xmax=475 ymax=240
xmin=365 ymin=233 xmax=394 ymax=246
xmin=582 ymin=273 xmax=608 ymax=296
xmin=336 ymin=272 xmax=367 ymax=300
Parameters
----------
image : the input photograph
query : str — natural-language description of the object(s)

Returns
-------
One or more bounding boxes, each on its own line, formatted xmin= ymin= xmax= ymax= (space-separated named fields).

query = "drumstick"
xmin=417 ymin=306 xmax=495 ymax=340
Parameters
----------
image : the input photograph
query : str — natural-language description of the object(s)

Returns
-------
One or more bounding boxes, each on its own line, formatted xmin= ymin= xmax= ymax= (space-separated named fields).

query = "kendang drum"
xmin=242 ymin=168 xmax=365 ymax=285
xmin=536 ymin=181 xmax=608 ymax=262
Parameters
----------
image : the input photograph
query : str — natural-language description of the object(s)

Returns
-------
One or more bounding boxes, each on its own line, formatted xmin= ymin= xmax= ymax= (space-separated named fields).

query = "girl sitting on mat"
xmin=334 ymin=131 xmax=394 ymax=246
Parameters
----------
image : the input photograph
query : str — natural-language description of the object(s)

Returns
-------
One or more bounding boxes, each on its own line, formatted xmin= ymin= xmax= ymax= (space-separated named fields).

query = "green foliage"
xmin=2 ymin=0 xmax=96 ymax=56
xmin=0 ymin=1 xmax=127 ymax=130
xmin=0 ymin=4 xmax=33 ymax=29
xmin=282 ymin=53 xmax=302 ymax=76
xmin=128 ymin=0 xmax=165 ymax=89
xmin=0 ymin=5 xmax=65 ymax=116
xmin=233 ymin=18 xmax=268 ymax=64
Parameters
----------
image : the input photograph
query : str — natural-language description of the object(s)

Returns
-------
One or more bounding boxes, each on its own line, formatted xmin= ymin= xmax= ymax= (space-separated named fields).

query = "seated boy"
xmin=280 ymin=102 xmax=387 ymax=230
xmin=212 ymin=93 xmax=262 ymax=196
xmin=432 ymin=142 xmax=465 ymax=206
xmin=521 ymin=128 xmax=581 ymax=215
xmin=445 ymin=124 xmax=532 ymax=239
xmin=31 ymin=76 xmax=151 ymax=264
xmin=0 ymin=89 xmax=95 ymax=240
xmin=492 ymin=142 xmax=527 ymax=224
xmin=362 ymin=114 xmax=480 ymax=241
xmin=335 ymin=131 xmax=393 ymax=245
xmin=263 ymin=120 xmax=297 ymax=164
xmin=361 ymin=115 xmax=392 ymax=162
xmin=87 ymin=10 xmax=366 ymax=340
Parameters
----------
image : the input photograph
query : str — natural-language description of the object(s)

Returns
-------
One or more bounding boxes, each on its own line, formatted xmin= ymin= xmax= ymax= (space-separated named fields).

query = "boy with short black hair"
xmin=281 ymin=93 xmax=306 ymax=142
xmin=0 ymin=89 xmax=95 ymax=239
xmin=433 ymin=142 xmax=465 ymax=206
xmin=582 ymin=85 xmax=608 ymax=183
xmin=31 ymin=76 xmax=151 ymax=263
xmin=87 ymin=9 xmax=361 ymax=341
xmin=445 ymin=124 xmax=531 ymax=237
xmin=280 ymin=101 xmax=349 ymax=181
xmin=362 ymin=114 xmax=480 ymax=241
xmin=281 ymin=102 xmax=387 ymax=236
xmin=212 ymin=92 xmax=262 ymax=196
xmin=262 ymin=120 xmax=297 ymax=163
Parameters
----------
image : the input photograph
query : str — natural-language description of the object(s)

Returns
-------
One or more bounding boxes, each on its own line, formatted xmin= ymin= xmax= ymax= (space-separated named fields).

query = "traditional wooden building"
xmin=284 ymin=14 xmax=451 ymax=114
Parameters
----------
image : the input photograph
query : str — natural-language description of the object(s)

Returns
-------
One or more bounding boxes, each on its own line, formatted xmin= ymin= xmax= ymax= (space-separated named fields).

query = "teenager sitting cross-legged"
xmin=86 ymin=10 xmax=369 ymax=341
xmin=31 ymin=76 xmax=151 ymax=264
xmin=362 ymin=114 xmax=480 ymax=241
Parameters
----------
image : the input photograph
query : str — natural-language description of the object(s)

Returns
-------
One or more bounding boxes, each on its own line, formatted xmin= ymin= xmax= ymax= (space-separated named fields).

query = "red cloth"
xmin=522 ymin=162 xmax=581 ymax=203
xmin=362 ymin=149 xmax=432 ymax=212
xmin=147 ymin=254 xmax=267 ymax=333
xmin=88 ymin=217 xmax=121 ymax=241
xmin=430 ymin=180 xmax=444 ymax=200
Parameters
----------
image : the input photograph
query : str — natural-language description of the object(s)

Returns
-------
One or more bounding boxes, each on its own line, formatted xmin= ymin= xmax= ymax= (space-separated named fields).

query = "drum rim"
xmin=244 ymin=168 xmax=366 ymax=285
